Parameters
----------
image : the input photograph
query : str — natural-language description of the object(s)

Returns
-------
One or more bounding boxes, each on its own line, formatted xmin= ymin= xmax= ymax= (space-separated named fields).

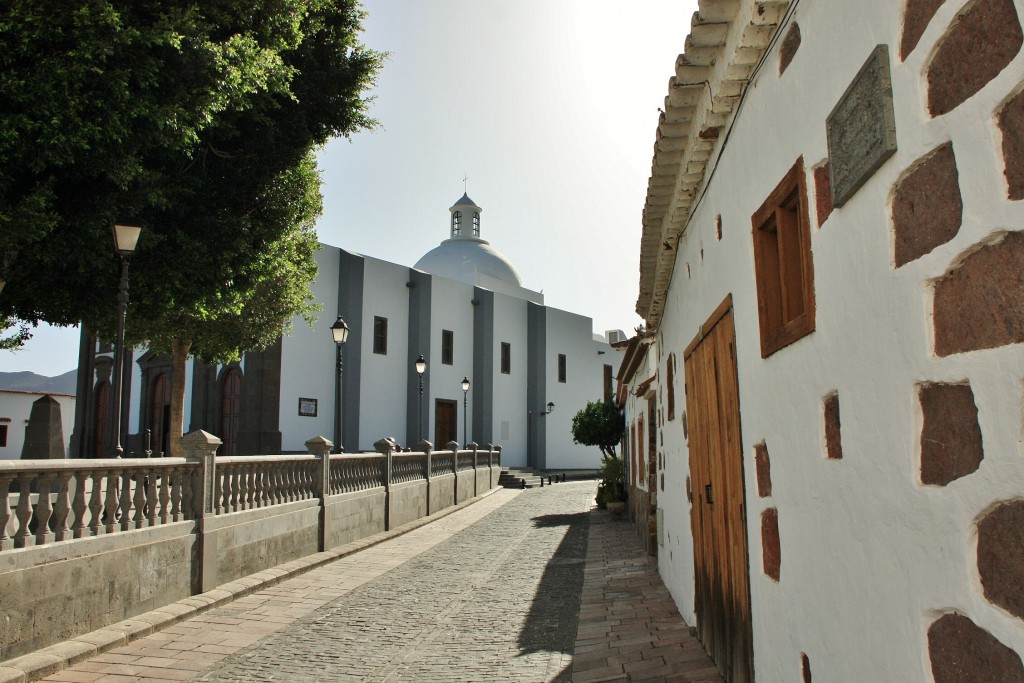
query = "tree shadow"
xmin=517 ymin=509 xmax=590 ymax=663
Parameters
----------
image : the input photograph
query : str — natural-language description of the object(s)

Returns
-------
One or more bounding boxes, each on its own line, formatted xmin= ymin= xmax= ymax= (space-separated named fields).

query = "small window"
xmin=666 ymin=354 xmax=676 ymax=421
xmin=500 ymin=342 xmax=511 ymax=374
xmin=441 ymin=330 xmax=454 ymax=365
xmin=603 ymin=364 xmax=614 ymax=401
xmin=751 ymin=157 xmax=815 ymax=358
xmin=557 ymin=354 xmax=567 ymax=383
xmin=472 ymin=212 xmax=480 ymax=236
xmin=373 ymin=316 xmax=388 ymax=355
xmin=452 ymin=210 xmax=462 ymax=236
xmin=0 ymin=424 xmax=7 ymax=447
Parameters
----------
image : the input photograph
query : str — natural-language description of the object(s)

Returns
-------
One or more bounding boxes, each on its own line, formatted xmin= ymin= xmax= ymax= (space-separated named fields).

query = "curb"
xmin=0 ymin=487 xmax=507 ymax=683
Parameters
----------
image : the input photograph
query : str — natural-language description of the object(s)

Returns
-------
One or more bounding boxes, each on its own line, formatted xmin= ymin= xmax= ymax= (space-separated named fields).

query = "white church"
xmin=71 ymin=194 xmax=622 ymax=470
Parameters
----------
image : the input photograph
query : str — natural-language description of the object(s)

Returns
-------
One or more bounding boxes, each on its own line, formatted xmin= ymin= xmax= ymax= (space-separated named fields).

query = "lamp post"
xmin=461 ymin=377 xmax=471 ymax=445
xmin=109 ymin=220 xmax=143 ymax=458
xmin=415 ymin=355 xmax=427 ymax=442
xmin=330 ymin=316 xmax=349 ymax=453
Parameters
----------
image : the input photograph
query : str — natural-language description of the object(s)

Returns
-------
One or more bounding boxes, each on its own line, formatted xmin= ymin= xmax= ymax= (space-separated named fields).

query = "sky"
xmin=0 ymin=0 xmax=695 ymax=378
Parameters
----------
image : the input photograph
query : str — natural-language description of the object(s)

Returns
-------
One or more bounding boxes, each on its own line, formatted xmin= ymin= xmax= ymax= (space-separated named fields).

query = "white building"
xmin=73 ymin=195 xmax=622 ymax=471
xmin=620 ymin=0 xmax=1024 ymax=681
xmin=0 ymin=390 xmax=75 ymax=460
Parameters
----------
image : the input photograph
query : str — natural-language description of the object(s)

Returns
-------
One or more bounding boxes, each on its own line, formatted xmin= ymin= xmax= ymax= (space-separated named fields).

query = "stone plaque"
xmin=826 ymin=44 xmax=897 ymax=208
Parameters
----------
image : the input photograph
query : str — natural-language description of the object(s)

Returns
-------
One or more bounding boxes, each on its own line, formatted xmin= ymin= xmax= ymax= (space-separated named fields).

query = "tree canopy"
xmin=571 ymin=398 xmax=625 ymax=460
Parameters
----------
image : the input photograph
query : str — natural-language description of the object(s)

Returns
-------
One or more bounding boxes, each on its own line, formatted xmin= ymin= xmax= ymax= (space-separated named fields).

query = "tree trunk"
xmin=168 ymin=337 xmax=192 ymax=458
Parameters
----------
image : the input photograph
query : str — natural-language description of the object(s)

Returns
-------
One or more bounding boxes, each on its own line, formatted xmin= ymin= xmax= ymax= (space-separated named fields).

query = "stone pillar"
xmin=375 ymin=438 xmax=395 ymax=531
xmin=418 ymin=440 xmax=432 ymax=516
xmin=469 ymin=442 xmax=479 ymax=497
xmin=446 ymin=441 xmax=459 ymax=506
xmin=21 ymin=395 xmax=66 ymax=459
xmin=183 ymin=429 xmax=222 ymax=594
xmin=306 ymin=435 xmax=333 ymax=552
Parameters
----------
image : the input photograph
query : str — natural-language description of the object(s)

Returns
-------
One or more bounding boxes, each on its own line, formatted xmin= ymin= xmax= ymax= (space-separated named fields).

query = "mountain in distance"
xmin=0 ymin=369 xmax=78 ymax=395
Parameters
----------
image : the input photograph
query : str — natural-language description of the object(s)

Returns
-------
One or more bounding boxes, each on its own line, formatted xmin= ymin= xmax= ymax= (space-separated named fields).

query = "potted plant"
xmin=600 ymin=455 xmax=626 ymax=519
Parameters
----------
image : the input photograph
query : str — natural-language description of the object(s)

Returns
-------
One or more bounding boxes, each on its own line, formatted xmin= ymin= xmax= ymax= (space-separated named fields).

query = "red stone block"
xmin=927 ymin=612 xmax=1024 ymax=682
xmin=977 ymin=500 xmax=1024 ymax=620
xmin=761 ymin=508 xmax=781 ymax=581
xmin=891 ymin=143 xmax=962 ymax=267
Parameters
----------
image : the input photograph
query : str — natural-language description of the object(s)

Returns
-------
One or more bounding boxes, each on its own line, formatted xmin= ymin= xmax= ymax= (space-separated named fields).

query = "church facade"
xmin=72 ymin=195 xmax=620 ymax=471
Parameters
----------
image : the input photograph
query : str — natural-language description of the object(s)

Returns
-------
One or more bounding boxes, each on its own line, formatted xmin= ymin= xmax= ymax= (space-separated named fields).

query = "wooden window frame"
xmin=751 ymin=157 xmax=816 ymax=358
xmin=452 ymin=210 xmax=462 ymax=236
xmin=666 ymin=354 xmax=676 ymax=421
xmin=558 ymin=353 xmax=567 ymax=383
xmin=500 ymin=342 xmax=511 ymax=374
xmin=603 ymin=364 xmax=613 ymax=401
xmin=0 ymin=424 xmax=7 ymax=448
xmin=441 ymin=329 xmax=454 ymax=365
xmin=373 ymin=316 xmax=388 ymax=355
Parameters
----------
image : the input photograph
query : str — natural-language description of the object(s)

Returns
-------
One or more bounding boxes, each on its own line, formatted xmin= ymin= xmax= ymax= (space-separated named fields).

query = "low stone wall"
xmin=0 ymin=435 xmax=502 ymax=661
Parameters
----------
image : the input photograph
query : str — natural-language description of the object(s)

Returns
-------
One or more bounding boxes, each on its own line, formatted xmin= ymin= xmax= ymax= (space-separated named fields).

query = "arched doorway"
xmin=220 ymin=369 xmax=242 ymax=456
xmin=151 ymin=373 xmax=171 ymax=455
xmin=94 ymin=381 xmax=109 ymax=457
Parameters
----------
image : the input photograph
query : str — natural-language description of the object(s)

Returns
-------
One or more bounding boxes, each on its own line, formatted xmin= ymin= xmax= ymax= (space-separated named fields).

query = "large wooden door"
xmin=684 ymin=296 xmax=753 ymax=682
xmin=220 ymin=369 xmax=242 ymax=456
xmin=435 ymin=399 xmax=457 ymax=447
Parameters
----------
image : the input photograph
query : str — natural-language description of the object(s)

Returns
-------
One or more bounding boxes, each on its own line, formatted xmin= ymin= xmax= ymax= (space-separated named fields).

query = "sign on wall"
xmin=298 ymin=398 xmax=318 ymax=417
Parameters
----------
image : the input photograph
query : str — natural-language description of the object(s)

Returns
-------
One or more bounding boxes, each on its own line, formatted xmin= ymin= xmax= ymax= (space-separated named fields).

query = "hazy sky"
xmin=1 ymin=0 xmax=695 ymax=377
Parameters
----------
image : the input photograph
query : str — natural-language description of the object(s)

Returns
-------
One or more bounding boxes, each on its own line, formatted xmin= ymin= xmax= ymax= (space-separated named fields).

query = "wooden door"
xmin=94 ymin=381 xmax=109 ymax=457
xmin=683 ymin=296 xmax=753 ymax=682
xmin=435 ymin=399 xmax=458 ymax=447
xmin=151 ymin=373 xmax=171 ymax=455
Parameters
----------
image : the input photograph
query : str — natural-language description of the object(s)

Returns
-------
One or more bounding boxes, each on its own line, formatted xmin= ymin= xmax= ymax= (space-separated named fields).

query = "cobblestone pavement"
xmin=41 ymin=482 xmax=722 ymax=683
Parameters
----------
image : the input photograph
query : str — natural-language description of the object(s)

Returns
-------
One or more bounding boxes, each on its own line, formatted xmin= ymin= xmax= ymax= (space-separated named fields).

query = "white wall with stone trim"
xmin=638 ymin=0 xmax=1024 ymax=680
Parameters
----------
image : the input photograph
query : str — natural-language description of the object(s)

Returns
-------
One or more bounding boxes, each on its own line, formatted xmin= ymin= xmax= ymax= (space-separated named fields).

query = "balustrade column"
xmin=375 ymin=438 xmax=396 ymax=531
xmin=182 ymin=429 xmax=222 ymax=595
xmin=306 ymin=435 xmax=333 ymax=553
xmin=0 ymin=472 xmax=14 ymax=550
xmin=470 ymin=442 xmax=479 ymax=497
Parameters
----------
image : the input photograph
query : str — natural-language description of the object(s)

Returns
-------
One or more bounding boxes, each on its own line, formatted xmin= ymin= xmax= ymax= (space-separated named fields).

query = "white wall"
xmin=543 ymin=307 xmax=610 ymax=470
xmin=651 ymin=0 xmax=1024 ymax=680
xmin=0 ymin=391 xmax=76 ymax=460
xmin=427 ymin=275 xmax=475 ymax=445
xmin=491 ymin=293 xmax=529 ymax=466
xmin=279 ymin=247 xmax=340 ymax=451
xmin=356 ymin=255 xmax=411 ymax=451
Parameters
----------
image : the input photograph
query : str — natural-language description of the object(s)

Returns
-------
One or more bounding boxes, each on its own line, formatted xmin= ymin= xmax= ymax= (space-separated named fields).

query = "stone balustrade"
xmin=0 ymin=432 xmax=501 ymax=661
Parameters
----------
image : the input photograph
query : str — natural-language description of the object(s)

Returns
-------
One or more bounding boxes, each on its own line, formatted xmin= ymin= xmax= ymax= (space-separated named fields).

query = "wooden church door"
xmin=683 ymin=296 xmax=753 ymax=682
xmin=435 ymin=399 xmax=457 ymax=447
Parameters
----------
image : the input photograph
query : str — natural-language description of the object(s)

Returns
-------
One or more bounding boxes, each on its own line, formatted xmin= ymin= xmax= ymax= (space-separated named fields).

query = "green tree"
xmin=0 ymin=1 xmax=382 ymax=455
xmin=571 ymin=398 xmax=625 ymax=460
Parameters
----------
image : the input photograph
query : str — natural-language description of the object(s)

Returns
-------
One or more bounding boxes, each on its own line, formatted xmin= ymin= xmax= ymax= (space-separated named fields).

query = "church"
xmin=71 ymin=194 xmax=621 ymax=470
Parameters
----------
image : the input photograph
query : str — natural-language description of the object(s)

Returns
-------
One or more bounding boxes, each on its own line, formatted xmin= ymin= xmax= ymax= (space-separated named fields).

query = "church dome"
xmin=413 ymin=194 xmax=523 ymax=287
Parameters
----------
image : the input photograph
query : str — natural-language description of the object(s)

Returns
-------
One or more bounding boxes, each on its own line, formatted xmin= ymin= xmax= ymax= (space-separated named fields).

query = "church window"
xmin=603 ymin=364 xmax=614 ymax=401
xmin=373 ymin=316 xmax=388 ymax=355
xmin=558 ymin=354 xmax=567 ymax=383
xmin=501 ymin=342 xmax=511 ymax=374
xmin=472 ymin=212 xmax=480 ymax=236
xmin=0 ymin=424 xmax=7 ymax=447
xmin=442 ymin=330 xmax=454 ymax=365
xmin=752 ymin=157 xmax=815 ymax=358
xmin=452 ymin=210 xmax=462 ymax=236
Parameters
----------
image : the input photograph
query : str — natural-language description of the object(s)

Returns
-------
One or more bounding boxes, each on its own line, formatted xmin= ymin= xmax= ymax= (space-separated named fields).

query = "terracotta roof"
xmin=635 ymin=375 xmax=657 ymax=397
xmin=636 ymin=0 xmax=792 ymax=327
xmin=0 ymin=389 xmax=75 ymax=398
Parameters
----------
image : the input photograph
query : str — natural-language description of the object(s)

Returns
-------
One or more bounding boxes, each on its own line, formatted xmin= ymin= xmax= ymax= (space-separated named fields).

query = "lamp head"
xmin=547 ymin=401 xmax=555 ymax=414
xmin=330 ymin=316 xmax=350 ymax=344
xmin=461 ymin=377 xmax=470 ymax=393
xmin=415 ymin=355 xmax=427 ymax=375
xmin=112 ymin=220 xmax=143 ymax=256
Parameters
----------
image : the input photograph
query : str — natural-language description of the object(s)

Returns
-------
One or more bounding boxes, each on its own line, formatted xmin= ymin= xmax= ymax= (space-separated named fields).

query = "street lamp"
xmin=415 ymin=355 xmax=427 ymax=442
xmin=526 ymin=402 xmax=555 ymax=469
xmin=461 ymin=376 xmax=471 ymax=446
xmin=109 ymin=220 xmax=143 ymax=457
xmin=330 ymin=316 xmax=349 ymax=453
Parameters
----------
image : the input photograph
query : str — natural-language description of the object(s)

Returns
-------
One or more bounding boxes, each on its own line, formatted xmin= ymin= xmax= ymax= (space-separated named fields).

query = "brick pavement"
xmin=33 ymin=483 xmax=721 ymax=683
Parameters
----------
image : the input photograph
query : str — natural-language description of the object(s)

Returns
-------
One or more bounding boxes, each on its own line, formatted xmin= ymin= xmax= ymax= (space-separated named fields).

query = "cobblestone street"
xmin=39 ymin=483 xmax=721 ymax=683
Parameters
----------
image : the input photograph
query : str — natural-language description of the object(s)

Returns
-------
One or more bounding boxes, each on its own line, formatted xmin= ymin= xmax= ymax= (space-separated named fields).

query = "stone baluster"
xmin=118 ymin=470 xmax=132 ymax=531
xmin=94 ymin=470 xmax=109 ymax=535
xmin=0 ymin=472 xmax=14 ymax=550
xmin=376 ymin=438 xmax=395 ymax=531
xmin=14 ymin=472 xmax=32 ymax=547
xmin=180 ymin=467 xmax=193 ymax=521
xmin=53 ymin=471 xmax=72 ymax=542
xmin=71 ymin=471 xmax=88 ymax=538
xmin=228 ymin=466 xmax=239 ymax=512
xmin=33 ymin=471 xmax=56 ymax=545
xmin=169 ymin=467 xmax=183 ymax=521
xmin=132 ymin=468 xmax=146 ymax=528
xmin=158 ymin=467 xmax=171 ymax=524
xmin=146 ymin=466 xmax=157 ymax=526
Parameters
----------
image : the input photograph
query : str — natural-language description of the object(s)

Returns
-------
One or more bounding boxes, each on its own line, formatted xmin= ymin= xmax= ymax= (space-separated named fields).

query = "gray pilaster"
xmin=338 ymin=248 xmax=364 ymax=452
xmin=527 ymin=302 xmax=547 ymax=469
xmin=407 ymin=269 xmax=432 ymax=446
xmin=472 ymin=287 xmax=494 ymax=446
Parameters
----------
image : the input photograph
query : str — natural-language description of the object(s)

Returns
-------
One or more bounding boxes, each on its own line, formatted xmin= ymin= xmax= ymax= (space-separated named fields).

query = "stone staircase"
xmin=498 ymin=467 xmax=549 ymax=489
